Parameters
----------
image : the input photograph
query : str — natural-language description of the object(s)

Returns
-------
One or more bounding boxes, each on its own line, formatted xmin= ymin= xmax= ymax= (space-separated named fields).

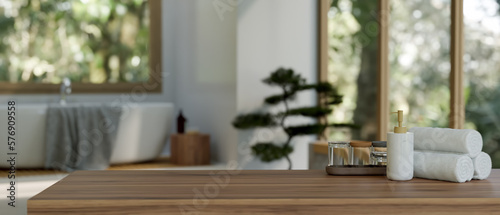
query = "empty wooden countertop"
xmin=29 ymin=169 xmax=500 ymax=214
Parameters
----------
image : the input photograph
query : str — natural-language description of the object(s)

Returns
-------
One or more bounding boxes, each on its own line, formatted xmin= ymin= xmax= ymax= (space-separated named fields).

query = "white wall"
xmin=164 ymin=0 xmax=238 ymax=163
xmin=237 ymin=0 xmax=318 ymax=169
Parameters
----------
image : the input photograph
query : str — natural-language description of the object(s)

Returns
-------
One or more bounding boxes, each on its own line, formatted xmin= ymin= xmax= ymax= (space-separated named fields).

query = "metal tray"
xmin=325 ymin=165 xmax=386 ymax=176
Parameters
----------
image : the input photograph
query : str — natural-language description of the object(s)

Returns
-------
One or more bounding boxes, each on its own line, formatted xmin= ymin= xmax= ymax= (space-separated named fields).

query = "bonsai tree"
xmin=232 ymin=68 xmax=355 ymax=169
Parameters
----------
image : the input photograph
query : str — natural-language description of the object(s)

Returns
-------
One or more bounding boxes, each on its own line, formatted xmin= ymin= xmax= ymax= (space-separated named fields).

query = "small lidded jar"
xmin=371 ymin=141 xmax=387 ymax=166
xmin=350 ymin=140 xmax=372 ymax=165
xmin=371 ymin=151 xmax=387 ymax=166
xmin=328 ymin=141 xmax=350 ymax=166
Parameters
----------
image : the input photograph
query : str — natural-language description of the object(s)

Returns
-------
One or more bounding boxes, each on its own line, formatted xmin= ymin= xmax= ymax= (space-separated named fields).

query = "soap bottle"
xmin=177 ymin=110 xmax=187 ymax=134
xmin=386 ymin=110 xmax=414 ymax=181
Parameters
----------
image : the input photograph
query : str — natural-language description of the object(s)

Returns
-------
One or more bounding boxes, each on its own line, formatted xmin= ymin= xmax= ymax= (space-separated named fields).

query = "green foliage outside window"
xmin=0 ymin=0 xmax=150 ymax=84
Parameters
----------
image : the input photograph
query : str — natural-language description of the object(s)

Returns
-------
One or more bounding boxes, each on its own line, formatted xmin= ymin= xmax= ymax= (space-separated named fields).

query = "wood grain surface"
xmin=28 ymin=170 xmax=500 ymax=214
xmin=170 ymin=133 xmax=210 ymax=165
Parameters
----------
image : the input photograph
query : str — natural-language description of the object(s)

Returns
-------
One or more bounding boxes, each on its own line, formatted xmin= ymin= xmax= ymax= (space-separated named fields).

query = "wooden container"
xmin=170 ymin=133 xmax=210 ymax=165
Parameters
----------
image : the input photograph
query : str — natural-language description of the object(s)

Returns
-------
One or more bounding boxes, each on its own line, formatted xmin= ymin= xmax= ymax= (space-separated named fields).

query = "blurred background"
xmin=0 ymin=0 xmax=499 ymax=168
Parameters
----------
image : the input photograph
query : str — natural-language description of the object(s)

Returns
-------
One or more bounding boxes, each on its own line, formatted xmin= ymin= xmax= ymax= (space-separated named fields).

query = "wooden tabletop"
xmin=29 ymin=170 xmax=500 ymax=214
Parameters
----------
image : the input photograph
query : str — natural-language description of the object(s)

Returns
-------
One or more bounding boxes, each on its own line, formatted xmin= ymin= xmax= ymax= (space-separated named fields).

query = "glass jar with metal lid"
xmin=371 ymin=151 xmax=387 ymax=166
xmin=371 ymin=141 xmax=387 ymax=165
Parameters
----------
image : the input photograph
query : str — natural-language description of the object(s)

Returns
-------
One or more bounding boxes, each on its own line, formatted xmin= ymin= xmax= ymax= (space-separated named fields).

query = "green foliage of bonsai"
xmin=232 ymin=68 xmax=357 ymax=169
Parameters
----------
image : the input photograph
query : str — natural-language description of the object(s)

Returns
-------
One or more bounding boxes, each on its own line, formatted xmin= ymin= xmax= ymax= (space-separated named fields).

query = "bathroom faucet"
xmin=60 ymin=77 xmax=72 ymax=105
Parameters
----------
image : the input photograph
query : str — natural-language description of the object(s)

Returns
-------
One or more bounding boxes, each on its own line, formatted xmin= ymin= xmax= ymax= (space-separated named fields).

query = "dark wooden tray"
xmin=326 ymin=165 xmax=386 ymax=176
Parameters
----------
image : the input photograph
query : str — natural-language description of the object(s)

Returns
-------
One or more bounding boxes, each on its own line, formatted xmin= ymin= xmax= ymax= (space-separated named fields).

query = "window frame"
xmin=0 ymin=0 xmax=162 ymax=94
xmin=318 ymin=0 xmax=465 ymax=140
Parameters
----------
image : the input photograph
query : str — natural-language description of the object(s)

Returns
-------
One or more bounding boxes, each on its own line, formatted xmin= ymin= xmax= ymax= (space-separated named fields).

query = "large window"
xmin=321 ymin=0 xmax=500 ymax=167
xmin=463 ymin=0 xmax=500 ymax=166
xmin=0 ymin=0 xmax=161 ymax=93
xmin=326 ymin=0 xmax=378 ymax=141
xmin=389 ymin=0 xmax=451 ymax=128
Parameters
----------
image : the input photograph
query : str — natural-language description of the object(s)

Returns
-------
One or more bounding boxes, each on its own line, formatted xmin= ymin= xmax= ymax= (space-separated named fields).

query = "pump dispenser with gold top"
xmin=386 ymin=110 xmax=414 ymax=181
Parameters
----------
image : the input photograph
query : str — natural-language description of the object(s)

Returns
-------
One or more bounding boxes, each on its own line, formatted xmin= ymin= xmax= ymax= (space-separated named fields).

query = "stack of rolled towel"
xmin=409 ymin=127 xmax=492 ymax=183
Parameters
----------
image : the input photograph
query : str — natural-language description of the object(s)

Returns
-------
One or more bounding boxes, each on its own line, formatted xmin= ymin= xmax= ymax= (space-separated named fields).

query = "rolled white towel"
xmin=409 ymin=127 xmax=483 ymax=158
xmin=472 ymin=152 xmax=492 ymax=180
xmin=414 ymin=150 xmax=474 ymax=183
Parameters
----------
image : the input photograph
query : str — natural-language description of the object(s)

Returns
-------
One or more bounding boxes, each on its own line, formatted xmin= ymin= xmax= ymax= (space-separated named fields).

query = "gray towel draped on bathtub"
xmin=44 ymin=104 xmax=122 ymax=172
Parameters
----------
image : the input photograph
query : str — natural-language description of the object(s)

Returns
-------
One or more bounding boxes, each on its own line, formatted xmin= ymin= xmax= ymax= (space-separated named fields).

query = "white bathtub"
xmin=0 ymin=102 xmax=174 ymax=168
